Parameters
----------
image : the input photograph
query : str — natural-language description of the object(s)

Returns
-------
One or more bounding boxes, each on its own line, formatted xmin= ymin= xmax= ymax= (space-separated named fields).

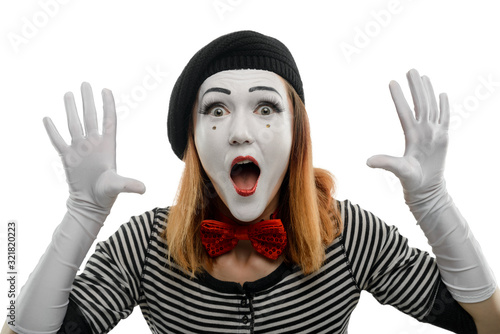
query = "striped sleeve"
xmin=68 ymin=209 xmax=157 ymax=334
xmin=340 ymin=200 xmax=440 ymax=320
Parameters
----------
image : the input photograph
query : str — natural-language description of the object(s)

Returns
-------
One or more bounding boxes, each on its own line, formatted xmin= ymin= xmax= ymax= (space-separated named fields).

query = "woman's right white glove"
xmin=8 ymin=83 xmax=145 ymax=334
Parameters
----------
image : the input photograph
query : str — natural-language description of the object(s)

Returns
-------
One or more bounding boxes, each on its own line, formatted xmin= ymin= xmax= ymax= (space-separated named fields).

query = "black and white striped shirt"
xmin=69 ymin=199 xmax=440 ymax=333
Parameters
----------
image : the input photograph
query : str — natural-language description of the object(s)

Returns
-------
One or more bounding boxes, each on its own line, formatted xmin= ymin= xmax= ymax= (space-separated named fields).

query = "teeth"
xmin=236 ymin=160 xmax=252 ymax=165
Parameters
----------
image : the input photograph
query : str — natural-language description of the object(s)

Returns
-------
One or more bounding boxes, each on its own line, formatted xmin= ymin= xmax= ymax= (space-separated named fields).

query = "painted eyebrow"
xmin=249 ymin=86 xmax=282 ymax=98
xmin=202 ymin=87 xmax=231 ymax=97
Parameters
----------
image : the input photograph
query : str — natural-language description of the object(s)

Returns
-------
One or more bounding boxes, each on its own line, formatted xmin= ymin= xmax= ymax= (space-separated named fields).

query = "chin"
xmin=226 ymin=197 xmax=267 ymax=223
xmin=224 ymin=184 xmax=278 ymax=223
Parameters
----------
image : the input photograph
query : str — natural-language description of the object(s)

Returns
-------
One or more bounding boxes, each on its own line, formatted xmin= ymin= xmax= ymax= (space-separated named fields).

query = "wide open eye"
xmin=211 ymin=107 xmax=226 ymax=117
xmin=203 ymin=105 xmax=229 ymax=117
xmin=255 ymin=105 xmax=276 ymax=116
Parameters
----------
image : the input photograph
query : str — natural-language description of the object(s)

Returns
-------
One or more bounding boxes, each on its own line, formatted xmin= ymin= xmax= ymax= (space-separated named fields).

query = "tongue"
xmin=231 ymin=163 xmax=260 ymax=190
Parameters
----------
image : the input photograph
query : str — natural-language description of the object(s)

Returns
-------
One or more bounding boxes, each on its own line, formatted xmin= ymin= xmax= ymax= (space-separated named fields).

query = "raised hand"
xmin=43 ymin=82 xmax=145 ymax=213
xmin=365 ymin=70 xmax=499 ymax=319
xmin=366 ymin=69 xmax=450 ymax=200
xmin=8 ymin=83 xmax=147 ymax=333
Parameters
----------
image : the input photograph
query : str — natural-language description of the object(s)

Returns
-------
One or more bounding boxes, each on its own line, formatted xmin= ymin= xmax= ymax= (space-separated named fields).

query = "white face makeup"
xmin=193 ymin=69 xmax=293 ymax=222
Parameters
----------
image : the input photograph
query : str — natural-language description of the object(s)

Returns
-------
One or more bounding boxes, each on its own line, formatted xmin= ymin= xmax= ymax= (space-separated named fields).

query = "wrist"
xmin=64 ymin=198 xmax=108 ymax=241
xmin=66 ymin=197 xmax=110 ymax=221
xmin=403 ymin=179 xmax=450 ymax=224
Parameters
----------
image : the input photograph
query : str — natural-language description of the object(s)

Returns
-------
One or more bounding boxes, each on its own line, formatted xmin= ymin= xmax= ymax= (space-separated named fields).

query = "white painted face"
xmin=193 ymin=69 xmax=293 ymax=222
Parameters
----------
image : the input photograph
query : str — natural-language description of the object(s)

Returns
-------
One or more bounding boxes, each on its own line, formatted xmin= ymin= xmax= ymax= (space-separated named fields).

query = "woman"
xmin=3 ymin=30 xmax=499 ymax=333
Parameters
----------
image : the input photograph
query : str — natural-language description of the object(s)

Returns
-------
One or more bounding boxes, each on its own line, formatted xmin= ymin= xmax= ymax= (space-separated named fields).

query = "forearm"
xmin=409 ymin=188 xmax=499 ymax=331
xmin=8 ymin=203 xmax=106 ymax=334
xmin=411 ymin=190 xmax=497 ymax=302
xmin=431 ymin=199 xmax=495 ymax=300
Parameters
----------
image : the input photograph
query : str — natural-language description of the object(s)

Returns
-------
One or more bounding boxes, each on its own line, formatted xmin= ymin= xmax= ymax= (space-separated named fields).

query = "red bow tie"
xmin=201 ymin=218 xmax=287 ymax=260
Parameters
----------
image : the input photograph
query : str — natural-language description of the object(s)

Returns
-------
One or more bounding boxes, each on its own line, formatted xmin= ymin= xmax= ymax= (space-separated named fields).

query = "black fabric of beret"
xmin=167 ymin=30 xmax=304 ymax=160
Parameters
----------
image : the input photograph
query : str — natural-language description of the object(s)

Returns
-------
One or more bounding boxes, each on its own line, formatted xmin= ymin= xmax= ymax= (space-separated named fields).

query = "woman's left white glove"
xmin=367 ymin=69 xmax=496 ymax=303
xmin=9 ymin=83 xmax=145 ymax=333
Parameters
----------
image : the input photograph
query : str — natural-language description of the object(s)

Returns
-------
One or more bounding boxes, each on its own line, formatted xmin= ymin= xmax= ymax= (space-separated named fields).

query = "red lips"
xmin=230 ymin=156 xmax=261 ymax=196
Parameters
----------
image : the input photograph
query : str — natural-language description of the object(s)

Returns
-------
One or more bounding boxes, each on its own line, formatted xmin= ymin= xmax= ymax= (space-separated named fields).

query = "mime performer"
xmin=3 ymin=30 xmax=500 ymax=334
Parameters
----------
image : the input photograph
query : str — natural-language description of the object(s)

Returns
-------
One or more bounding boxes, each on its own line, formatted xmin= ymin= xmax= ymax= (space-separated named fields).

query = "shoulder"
xmin=150 ymin=206 xmax=170 ymax=230
xmin=96 ymin=207 xmax=170 ymax=254
xmin=124 ymin=206 xmax=170 ymax=234
xmin=335 ymin=198 xmax=403 ymax=263
xmin=337 ymin=199 xmax=392 ymax=237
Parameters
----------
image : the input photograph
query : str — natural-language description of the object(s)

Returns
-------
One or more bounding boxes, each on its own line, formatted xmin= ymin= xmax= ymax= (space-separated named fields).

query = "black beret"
xmin=167 ymin=30 xmax=304 ymax=160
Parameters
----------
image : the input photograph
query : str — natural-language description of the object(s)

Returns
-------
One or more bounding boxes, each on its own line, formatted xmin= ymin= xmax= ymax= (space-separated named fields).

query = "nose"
xmin=228 ymin=113 xmax=255 ymax=145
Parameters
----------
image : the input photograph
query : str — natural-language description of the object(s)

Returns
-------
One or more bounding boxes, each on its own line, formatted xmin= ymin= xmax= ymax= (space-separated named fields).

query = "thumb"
xmin=99 ymin=171 xmax=146 ymax=197
xmin=366 ymin=154 xmax=406 ymax=178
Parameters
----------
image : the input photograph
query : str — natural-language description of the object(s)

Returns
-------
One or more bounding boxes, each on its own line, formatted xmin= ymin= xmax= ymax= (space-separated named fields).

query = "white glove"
xmin=9 ymin=83 xmax=145 ymax=334
xmin=367 ymin=69 xmax=496 ymax=303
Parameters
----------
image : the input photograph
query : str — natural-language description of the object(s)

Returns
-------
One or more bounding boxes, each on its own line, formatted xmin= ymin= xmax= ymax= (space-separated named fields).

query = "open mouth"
xmin=230 ymin=156 xmax=261 ymax=197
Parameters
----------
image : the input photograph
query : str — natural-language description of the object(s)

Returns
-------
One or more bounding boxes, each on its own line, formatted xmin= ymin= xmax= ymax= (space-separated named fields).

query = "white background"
xmin=1 ymin=0 xmax=500 ymax=333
